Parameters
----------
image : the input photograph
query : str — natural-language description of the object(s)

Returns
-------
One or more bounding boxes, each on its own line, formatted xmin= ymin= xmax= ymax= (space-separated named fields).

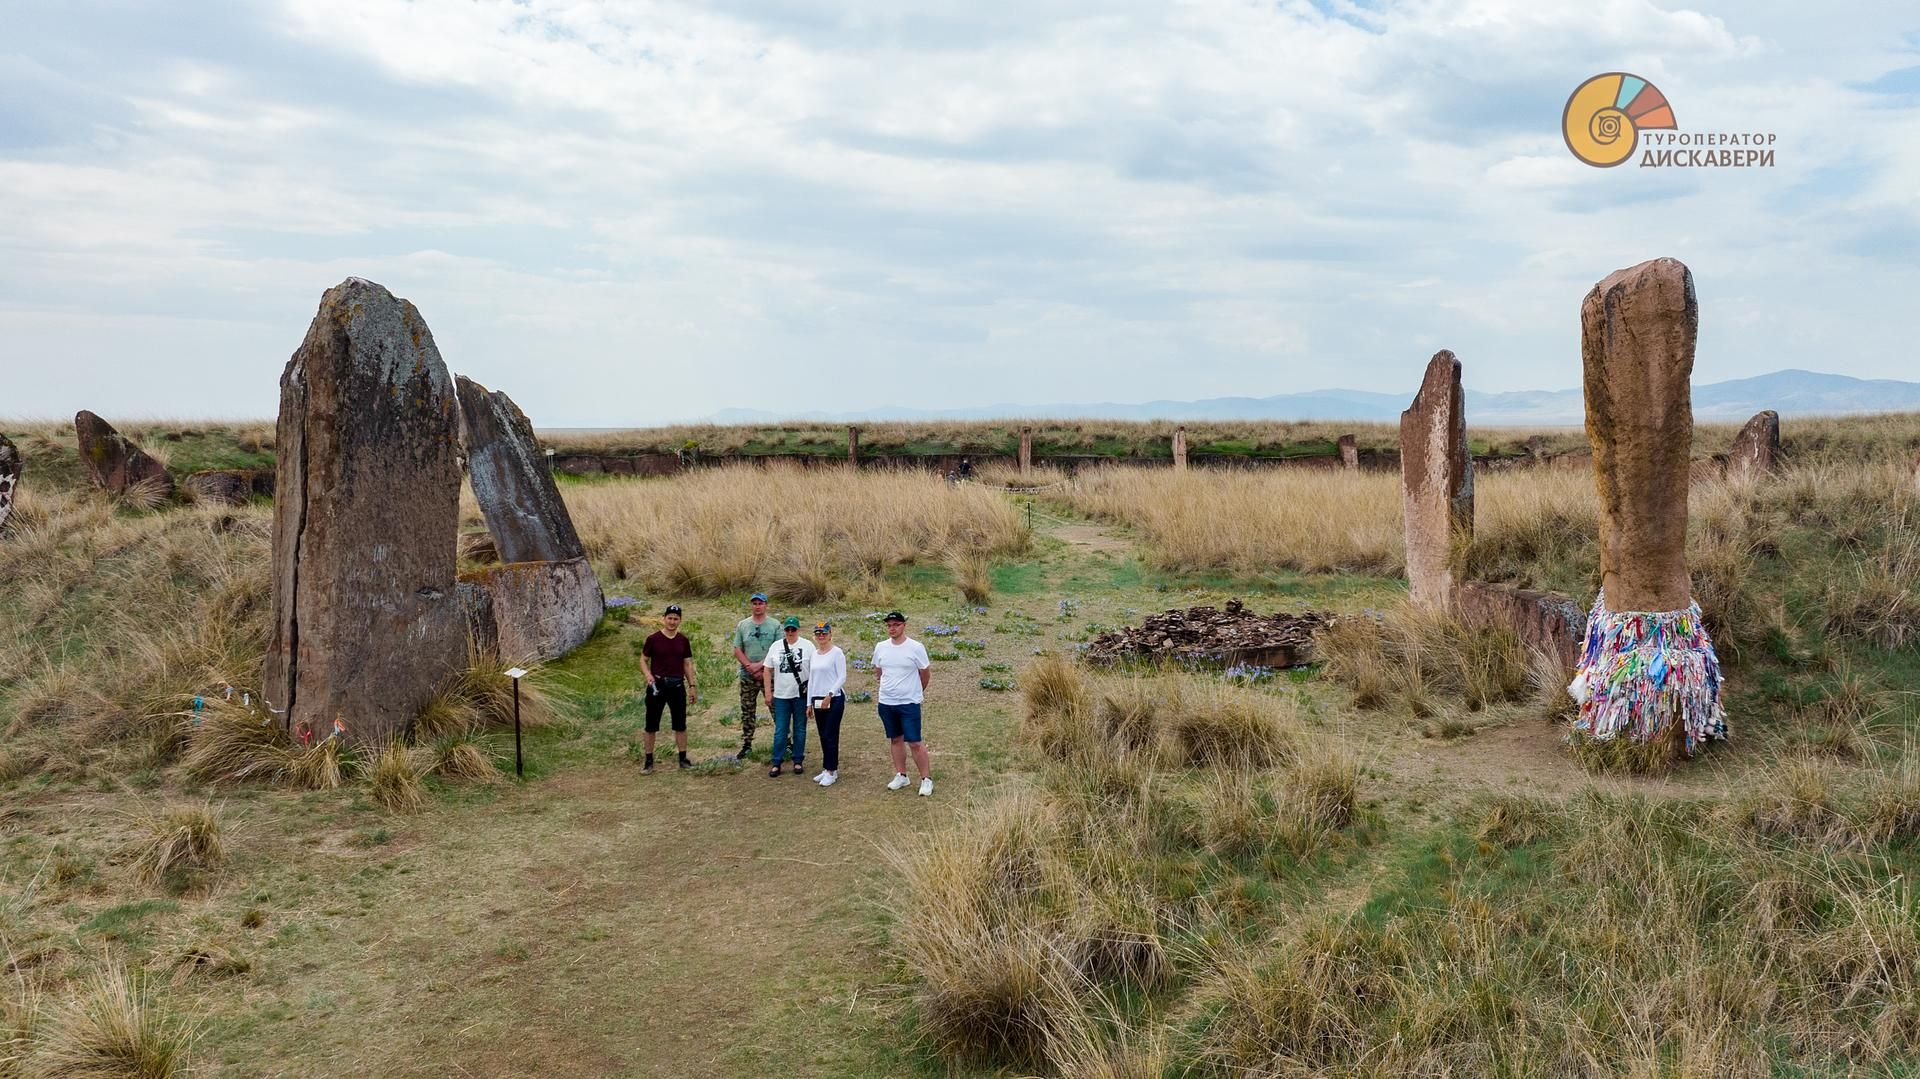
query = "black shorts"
xmin=645 ymin=680 xmax=688 ymax=733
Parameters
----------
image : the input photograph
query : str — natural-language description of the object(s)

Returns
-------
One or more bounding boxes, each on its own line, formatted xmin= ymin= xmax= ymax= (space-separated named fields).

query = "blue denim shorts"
xmin=877 ymin=701 xmax=923 ymax=743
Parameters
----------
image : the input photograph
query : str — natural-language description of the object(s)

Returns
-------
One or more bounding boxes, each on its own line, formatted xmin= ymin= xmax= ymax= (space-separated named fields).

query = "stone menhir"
xmin=1337 ymin=433 xmax=1358 ymax=470
xmin=1581 ymin=258 xmax=1695 ymax=613
xmin=1399 ymin=351 xmax=1473 ymax=610
xmin=459 ymin=558 xmax=602 ymax=662
xmin=847 ymin=426 xmax=860 ymax=466
xmin=264 ymin=278 xmax=466 ymax=746
xmin=0 ymin=433 xmax=20 ymax=535
xmin=184 ymin=470 xmax=254 ymax=506
xmin=74 ymin=410 xmax=174 ymax=500
xmin=1019 ymin=427 xmax=1033 ymax=476
xmin=455 ymin=376 xmax=587 ymax=565
xmin=1724 ymin=409 xmax=1780 ymax=482
xmin=1172 ymin=427 xmax=1188 ymax=471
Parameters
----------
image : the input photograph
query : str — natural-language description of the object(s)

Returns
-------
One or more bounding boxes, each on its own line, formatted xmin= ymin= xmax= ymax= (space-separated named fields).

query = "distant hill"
xmin=708 ymin=370 xmax=1920 ymax=426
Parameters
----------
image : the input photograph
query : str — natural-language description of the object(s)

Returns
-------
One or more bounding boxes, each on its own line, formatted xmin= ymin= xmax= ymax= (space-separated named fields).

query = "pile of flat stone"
xmin=1084 ymin=599 xmax=1328 ymax=668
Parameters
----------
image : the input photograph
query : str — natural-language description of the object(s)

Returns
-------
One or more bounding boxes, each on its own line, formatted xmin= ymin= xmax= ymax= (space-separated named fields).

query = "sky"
xmin=2 ymin=0 xmax=1917 ymax=425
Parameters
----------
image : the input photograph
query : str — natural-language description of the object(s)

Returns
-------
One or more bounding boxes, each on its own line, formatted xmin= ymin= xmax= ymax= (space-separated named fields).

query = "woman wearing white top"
xmin=806 ymin=622 xmax=849 ymax=786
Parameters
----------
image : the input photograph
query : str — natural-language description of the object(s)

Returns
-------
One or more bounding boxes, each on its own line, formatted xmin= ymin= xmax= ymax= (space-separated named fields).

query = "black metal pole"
xmin=513 ymin=677 xmax=524 ymax=778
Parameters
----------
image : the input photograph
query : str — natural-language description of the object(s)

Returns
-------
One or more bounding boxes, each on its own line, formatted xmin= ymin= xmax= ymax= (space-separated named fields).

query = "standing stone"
xmin=1172 ymin=427 xmax=1188 ymax=471
xmin=1337 ymin=434 xmax=1358 ymax=470
xmin=0 ymin=433 xmax=20 ymax=535
xmin=847 ymin=426 xmax=860 ymax=466
xmin=1019 ymin=427 xmax=1033 ymax=476
xmin=264 ymin=278 xmax=465 ymax=746
xmin=1399 ymin=351 xmax=1473 ymax=610
xmin=74 ymin=411 xmax=174 ymax=500
xmin=1581 ymin=258 xmax=1694 ymax=612
xmin=455 ymin=376 xmax=586 ymax=565
xmin=1724 ymin=410 xmax=1780 ymax=482
xmin=184 ymin=470 xmax=254 ymax=505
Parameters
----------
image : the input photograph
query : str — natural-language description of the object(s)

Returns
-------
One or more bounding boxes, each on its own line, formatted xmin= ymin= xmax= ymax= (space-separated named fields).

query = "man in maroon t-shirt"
xmin=639 ymin=604 xmax=698 ymax=773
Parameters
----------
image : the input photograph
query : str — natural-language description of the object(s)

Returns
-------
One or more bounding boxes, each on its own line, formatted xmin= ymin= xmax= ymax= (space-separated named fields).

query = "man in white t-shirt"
xmin=760 ymin=616 xmax=816 ymax=777
xmin=871 ymin=611 xmax=934 ymax=796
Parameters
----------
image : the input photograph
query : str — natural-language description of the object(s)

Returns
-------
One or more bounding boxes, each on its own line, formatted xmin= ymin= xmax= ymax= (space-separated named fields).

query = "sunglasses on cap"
xmin=812 ymin=622 xmax=831 ymax=635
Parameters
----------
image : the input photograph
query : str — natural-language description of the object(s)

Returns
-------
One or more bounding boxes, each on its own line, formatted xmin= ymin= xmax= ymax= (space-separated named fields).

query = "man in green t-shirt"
xmin=730 ymin=592 xmax=780 ymax=759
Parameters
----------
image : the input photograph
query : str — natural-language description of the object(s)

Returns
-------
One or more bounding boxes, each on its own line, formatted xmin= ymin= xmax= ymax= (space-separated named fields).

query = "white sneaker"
xmin=820 ymin=772 xmax=838 ymax=787
xmin=918 ymin=777 xmax=934 ymax=797
xmin=886 ymin=773 xmax=911 ymax=791
xmin=812 ymin=770 xmax=828 ymax=784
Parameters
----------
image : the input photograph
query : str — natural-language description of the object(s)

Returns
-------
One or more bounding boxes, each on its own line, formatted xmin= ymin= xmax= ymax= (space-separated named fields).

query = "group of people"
xmin=634 ymin=592 xmax=936 ymax=796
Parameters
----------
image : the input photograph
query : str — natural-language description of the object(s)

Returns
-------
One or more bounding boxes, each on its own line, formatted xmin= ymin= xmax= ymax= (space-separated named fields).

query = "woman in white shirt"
xmin=806 ymin=622 xmax=849 ymax=786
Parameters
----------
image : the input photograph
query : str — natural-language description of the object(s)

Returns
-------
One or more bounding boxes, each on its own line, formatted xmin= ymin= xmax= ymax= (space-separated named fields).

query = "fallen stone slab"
xmin=458 ymin=557 xmax=603 ymax=662
xmin=1453 ymin=581 xmax=1584 ymax=670
xmin=184 ymin=469 xmax=255 ymax=505
xmin=74 ymin=410 xmax=173 ymax=500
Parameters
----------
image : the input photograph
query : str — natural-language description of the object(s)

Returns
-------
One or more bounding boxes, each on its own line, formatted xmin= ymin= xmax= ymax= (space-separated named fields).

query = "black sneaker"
xmin=642 ymin=758 xmax=655 ymax=775
xmin=677 ymin=756 xmax=691 ymax=770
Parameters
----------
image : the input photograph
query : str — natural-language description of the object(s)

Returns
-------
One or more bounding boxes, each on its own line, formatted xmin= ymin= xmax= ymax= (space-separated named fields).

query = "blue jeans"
xmin=770 ymin=696 xmax=808 ymax=766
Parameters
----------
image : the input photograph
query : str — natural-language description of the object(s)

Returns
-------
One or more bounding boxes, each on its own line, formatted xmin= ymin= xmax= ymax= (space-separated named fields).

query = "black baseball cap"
xmin=664 ymin=604 xmax=682 ymax=615
xmin=883 ymin=611 xmax=906 ymax=623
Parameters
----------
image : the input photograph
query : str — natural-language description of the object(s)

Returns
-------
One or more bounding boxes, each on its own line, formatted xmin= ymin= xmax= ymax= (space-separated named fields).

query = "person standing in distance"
xmin=638 ymin=604 xmax=697 ymax=773
xmin=761 ymin=616 xmax=815 ymax=777
xmin=806 ymin=622 xmax=847 ymax=787
xmin=872 ymin=611 xmax=933 ymax=796
xmin=730 ymin=592 xmax=778 ymax=760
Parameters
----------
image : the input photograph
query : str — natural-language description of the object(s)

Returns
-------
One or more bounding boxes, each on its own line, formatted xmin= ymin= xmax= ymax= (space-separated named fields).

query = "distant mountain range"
xmin=709 ymin=369 xmax=1920 ymax=426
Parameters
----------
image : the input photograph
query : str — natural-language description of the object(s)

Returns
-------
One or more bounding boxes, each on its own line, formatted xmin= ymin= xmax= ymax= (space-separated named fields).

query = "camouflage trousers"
xmin=737 ymin=675 xmax=764 ymax=750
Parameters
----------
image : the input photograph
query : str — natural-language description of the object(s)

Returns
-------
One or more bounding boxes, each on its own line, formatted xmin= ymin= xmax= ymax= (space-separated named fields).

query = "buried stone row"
xmin=263 ymin=278 xmax=600 ymax=747
xmin=1397 ymin=257 xmax=1730 ymax=763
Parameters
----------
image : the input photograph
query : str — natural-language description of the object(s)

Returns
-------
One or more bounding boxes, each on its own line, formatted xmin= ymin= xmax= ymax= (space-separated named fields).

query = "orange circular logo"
xmin=1563 ymin=73 xmax=1677 ymax=167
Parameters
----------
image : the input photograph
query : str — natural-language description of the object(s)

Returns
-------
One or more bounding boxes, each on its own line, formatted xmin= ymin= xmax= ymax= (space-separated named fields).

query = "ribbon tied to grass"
xmin=1566 ymin=588 xmax=1727 ymax=754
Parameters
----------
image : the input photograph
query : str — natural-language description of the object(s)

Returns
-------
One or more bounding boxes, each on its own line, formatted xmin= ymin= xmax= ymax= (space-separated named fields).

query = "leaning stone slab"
xmin=0 ymin=433 xmax=20 ymax=535
xmin=1571 ymin=257 xmax=1725 ymax=755
xmin=1724 ymin=409 xmax=1780 ymax=481
xmin=264 ymin=278 xmax=465 ymax=747
xmin=74 ymin=411 xmax=173 ymax=499
xmin=458 ymin=557 xmax=602 ymax=662
xmin=184 ymin=469 xmax=254 ymax=505
xmin=455 ymin=376 xmax=587 ymax=565
xmin=1399 ymin=351 xmax=1473 ymax=610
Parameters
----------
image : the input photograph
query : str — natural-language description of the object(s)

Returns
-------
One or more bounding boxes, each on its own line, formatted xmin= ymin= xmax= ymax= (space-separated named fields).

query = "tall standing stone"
xmin=847 ymin=425 xmax=860 ymax=467
xmin=1724 ymin=409 xmax=1780 ymax=481
xmin=265 ymin=278 xmax=465 ymax=746
xmin=74 ymin=411 xmax=174 ymax=500
xmin=1019 ymin=426 xmax=1033 ymax=477
xmin=1399 ymin=351 xmax=1473 ymax=610
xmin=0 ymin=433 xmax=20 ymax=535
xmin=1581 ymin=258 xmax=1694 ymax=613
xmin=455 ymin=376 xmax=586 ymax=565
xmin=1337 ymin=434 xmax=1358 ymax=470
xmin=1172 ymin=427 xmax=1188 ymax=471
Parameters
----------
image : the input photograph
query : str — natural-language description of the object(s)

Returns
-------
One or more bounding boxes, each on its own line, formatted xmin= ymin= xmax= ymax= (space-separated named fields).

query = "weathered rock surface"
xmin=455 ymin=376 xmax=587 ymax=565
xmin=1581 ymin=258 xmax=1695 ymax=612
xmin=1400 ymin=351 xmax=1473 ymax=610
xmin=1338 ymin=433 xmax=1358 ymax=470
xmin=264 ymin=278 xmax=466 ymax=746
xmin=184 ymin=469 xmax=254 ymax=505
xmin=459 ymin=557 xmax=602 ymax=661
xmin=1725 ymin=409 xmax=1780 ymax=481
xmin=1085 ymin=599 xmax=1328 ymax=669
xmin=0 ymin=433 xmax=20 ymax=535
xmin=74 ymin=411 xmax=173 ymax=499
xmin=1454 ymin=581 xmax=1585 ymax=670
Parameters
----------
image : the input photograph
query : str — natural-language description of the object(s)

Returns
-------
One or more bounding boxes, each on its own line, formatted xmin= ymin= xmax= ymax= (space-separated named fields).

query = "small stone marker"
xmin=74 ymin=410 xmax=174 ymax=500
xmin=1172 ymin=427 xmax=1188 ymax=471
xmin=455 ymin=376 xmax=588 ymax=565
xmin=184 ymin=470 xmax=254 ymax=505
xmin=1019 ymin=426 xmax=1033 ymax=476
xmin=0 ymin=433 xmax=20 ymax=535
xmin=1337 ymin=433 xmax=1358 ymax=470
xmin=847 ymin=426 xmax=860 ymax=466
xmin=1569 ymin=257 xmax=1725 ymax=755
xmin=1399 ymin=351 xmax=1473 ymax=610
xmin=264 ymin=278 xmax=466 ymax=747
xmin=1724 ymin=409 xmax=1780 ymax=481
